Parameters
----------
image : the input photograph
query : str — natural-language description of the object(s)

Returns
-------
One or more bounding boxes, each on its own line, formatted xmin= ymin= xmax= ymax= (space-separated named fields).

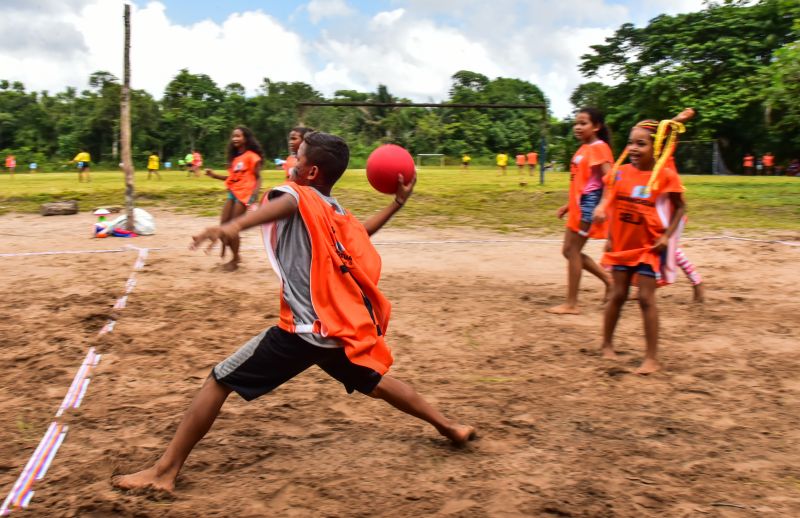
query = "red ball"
xmin=366 ymin=144 xmax=416 ymax=194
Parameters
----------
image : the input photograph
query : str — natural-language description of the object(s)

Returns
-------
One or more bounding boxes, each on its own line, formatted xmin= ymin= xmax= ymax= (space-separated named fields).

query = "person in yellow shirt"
xmin=147 ymin=152 xmax=161 ymax=180
xmin=496 ymin=152 xmax=508 ymax=175
xmin=461 ymin=153 xmax=471 ymax=170
xmin=71 ymin=149 xmax=91 ymax=182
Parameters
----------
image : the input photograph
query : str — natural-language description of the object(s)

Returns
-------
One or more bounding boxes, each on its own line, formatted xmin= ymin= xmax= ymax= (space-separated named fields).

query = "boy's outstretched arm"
xmin=362 ymin=175 xmax=416 ymax=236
xmin=191 ymin=193 xmax=297 ymax=252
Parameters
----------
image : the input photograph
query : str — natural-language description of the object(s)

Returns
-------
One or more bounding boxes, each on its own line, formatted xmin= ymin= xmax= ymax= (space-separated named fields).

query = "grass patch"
xmin=1 ymin=168 xmax=798 ymax=234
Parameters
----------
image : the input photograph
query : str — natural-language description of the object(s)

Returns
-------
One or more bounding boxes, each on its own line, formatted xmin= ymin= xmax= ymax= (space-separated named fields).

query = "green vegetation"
xmin=2 ymin=168 xmax=797 ymax=234
xmin=1 ymin=1 xmax=797 ymax=175
xmin=571 ymin=0 xmax=800 ymax=167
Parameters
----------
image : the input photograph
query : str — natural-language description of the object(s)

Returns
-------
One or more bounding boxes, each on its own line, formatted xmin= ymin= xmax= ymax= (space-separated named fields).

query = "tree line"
xmin=0 ymin=0 xmax=796 ymax=172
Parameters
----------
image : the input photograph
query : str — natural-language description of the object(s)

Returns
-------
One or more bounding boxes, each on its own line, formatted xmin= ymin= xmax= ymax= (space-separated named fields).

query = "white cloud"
xmin=306 ymin=0 xmax=354 ymax=24
xmin=370 ymin=8 xmax=405 ymax=29
xmin=0 ymin=1 xmax=313 ymax=97
xmin=314 ymin=15 xmax=503 ymax=101
xmin=0 ymin=0 xmax=709 ymax=117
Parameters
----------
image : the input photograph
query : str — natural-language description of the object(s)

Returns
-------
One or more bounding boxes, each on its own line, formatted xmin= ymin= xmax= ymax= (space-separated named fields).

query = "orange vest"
xmin=601 ymin=164 xmax=684 ymax=275
xmin=743 ymin=155 xmax=754 ymax=167
xmin=568 ymin=140 xmax=613 ymax=238
xmin=763 ymin=154 xmax=774 ymax=167
xmin=515 ymin=154 xmax=526 ymax=166
xmin=225 ymin=150 xmax=260 ymax=205
xmin=526 ymin=152 xmax=538 ymax=165
xmin=262 ymin=183 xmax=394 ymax=374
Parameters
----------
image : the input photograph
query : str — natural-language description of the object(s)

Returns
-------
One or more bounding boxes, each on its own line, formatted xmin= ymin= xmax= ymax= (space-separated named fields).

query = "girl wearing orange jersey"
xmin=282 ymin=126 xmax=311 ymax=179
xmin=547 ymin=108 xmax=613 ymax=315
xmin=596 ymin=119 xmax=687 ymax=374
xmin=205 ymin=126 xmax=263 ymax=271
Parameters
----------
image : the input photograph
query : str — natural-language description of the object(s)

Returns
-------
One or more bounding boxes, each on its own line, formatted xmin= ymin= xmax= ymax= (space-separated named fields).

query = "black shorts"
xmin=212 ymin=326 xmax=382 ymax=401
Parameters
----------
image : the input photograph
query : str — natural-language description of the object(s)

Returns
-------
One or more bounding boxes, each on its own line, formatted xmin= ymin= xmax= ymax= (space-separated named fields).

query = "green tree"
xmin=578 ymin=0 xmax=799 ymax=164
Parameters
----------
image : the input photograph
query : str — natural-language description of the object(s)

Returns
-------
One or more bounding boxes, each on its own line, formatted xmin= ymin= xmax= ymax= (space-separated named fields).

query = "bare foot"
xmin=112 ymin=466 xmax=176 ymax=493
xmin=221 ymin=260 xmax=239 ymax=272
xmin=693 ymin=283 xmax=705 ymax=303
xmin=601 ymin=346 xmax=618 ymax=360
xmin=442 ymin=424 xmax=477 ymax=446
xmin=634 ymin=358 xmax=662 ymax=375
xmin=545 ymin=304 xmax=580 ymax=315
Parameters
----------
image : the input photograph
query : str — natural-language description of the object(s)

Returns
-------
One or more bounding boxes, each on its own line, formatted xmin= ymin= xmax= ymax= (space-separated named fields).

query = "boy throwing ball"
xmin=113 ymin=132 xmax=475 ymax=493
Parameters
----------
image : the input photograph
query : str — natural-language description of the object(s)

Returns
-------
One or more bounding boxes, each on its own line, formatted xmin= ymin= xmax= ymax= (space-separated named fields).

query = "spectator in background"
xmin=763 ymin=152 xmax=774 ymax=176
xmin=743 ymin=153 xmax=754 ymax=175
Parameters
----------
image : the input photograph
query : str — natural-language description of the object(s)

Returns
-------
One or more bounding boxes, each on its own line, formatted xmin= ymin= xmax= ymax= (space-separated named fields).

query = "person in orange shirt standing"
xmin=205 ymin=126 xmax=263 ymax=271
xmin=762 ymin=152 xmax=774 ymax=175
xmin=191 ymin=150 xmax=203 ymax=177
xmin=743 ymin=153 xmax=754 ymax=175
xmin=526 ymin=151 xmax=538 ymax=176
xmin=282 ymin=127 xmax=312 ymax=179
xmin=547 ymin=107 xmax=613 ymax=315
xmin=595 ymin=119 xmax=687 ymax=374
xmin=4 ymin=154 xmax=15 ymax=177
xmin=515 ymin=153 xmax=526 ymax=173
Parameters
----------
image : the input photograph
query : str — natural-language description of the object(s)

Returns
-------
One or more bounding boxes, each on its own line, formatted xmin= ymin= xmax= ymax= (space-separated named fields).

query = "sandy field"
xmin=0 ymin=210 xmax=799 ymax=517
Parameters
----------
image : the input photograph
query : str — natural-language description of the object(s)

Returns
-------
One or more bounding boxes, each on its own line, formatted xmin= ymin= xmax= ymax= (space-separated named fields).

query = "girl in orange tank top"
xmin=204 ymin=126 xmax=264 ymax=271
xmin=546 ymin=107 xmax=613 ymax=315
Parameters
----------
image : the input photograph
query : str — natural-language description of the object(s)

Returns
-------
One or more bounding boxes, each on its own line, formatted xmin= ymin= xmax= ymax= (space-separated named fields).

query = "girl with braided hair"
xmin=593 ymin=113 xmax=690 ymax=374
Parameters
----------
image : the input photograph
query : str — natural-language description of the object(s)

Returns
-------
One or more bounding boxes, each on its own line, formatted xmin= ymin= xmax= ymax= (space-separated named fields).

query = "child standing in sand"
xmin=113 ymin=132 xmax=474 ymax=493
xmin=594 ymin=119 xmax=687 ymax=374
xmin=282 ymin=127 xmax=311 ymax=179
xmin=547 ymin=107 xmax=613 ymax=315
xmin=205 ymin=126 xmax=263 ymax=271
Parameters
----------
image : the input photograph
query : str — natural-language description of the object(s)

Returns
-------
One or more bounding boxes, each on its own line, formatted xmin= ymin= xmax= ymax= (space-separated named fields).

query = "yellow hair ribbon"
xmin=607 ymin=146 xmax=629 ymax=187
xmin=644 ymin=120 xmax=684 ymax=195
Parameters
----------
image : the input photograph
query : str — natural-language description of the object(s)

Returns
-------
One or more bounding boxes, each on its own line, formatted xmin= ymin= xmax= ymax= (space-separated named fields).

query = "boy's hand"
xmin=204 ymin=169 xmax=214 ymax=178
xmin=191 ymin=222 xmax=241 ymax=253
xmin=652 ymin=234 xmax=669 ymax=253
xmin=556 ymin=205 xmax=568 ymax=219
xmin=395 ymin=174 xmax=416 ymax=206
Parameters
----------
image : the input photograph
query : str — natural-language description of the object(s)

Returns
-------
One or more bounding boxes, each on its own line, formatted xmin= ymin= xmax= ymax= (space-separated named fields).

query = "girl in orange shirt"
xmin=282 ymin=127 xmax=312 ymax=178
xmin=547 ymin=107 xmax=613 ymax=315
xmin=596 ymin=119 xmax=687 ymax=374
xmin=205 ymin=126 xmax=264 ymax=271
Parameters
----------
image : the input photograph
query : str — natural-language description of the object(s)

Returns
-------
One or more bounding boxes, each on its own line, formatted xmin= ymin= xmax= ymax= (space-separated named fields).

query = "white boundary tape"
xmin=0 ymin=246 xmax=148 ymax=515
xmin=0 ymin=234 xmax=796 ymax=260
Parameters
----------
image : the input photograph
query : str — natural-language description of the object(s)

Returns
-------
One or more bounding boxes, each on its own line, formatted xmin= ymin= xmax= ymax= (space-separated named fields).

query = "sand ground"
xmin=0 ymin=210 xmax=799 ymax=517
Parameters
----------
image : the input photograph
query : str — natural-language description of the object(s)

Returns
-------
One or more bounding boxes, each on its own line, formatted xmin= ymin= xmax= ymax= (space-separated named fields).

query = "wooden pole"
xmin=121 ymin=4 xmax=135 ymax=231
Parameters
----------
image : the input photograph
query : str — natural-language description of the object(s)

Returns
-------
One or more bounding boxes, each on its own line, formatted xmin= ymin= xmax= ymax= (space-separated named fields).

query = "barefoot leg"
xmin=112 ymin=376 xmax=232 ymax=492
xmin=218 ymin=198 xmax=237 ymax=260
xmin=581 ymin=252 xmax=612 ymax=298
xmin=547 ymin=229 xmax=585 ymax=314
xmin=692 ymin=283 xmax=705 ymax=303
xmin=369 ymin=375 xmax=475 ymax=445
xmin=602 ymin=269 xmax=632 ymax=358
xmin=635 ymin=276 xmax=661 ymax=374
xmin=223 ymin=200 xmax=247 ymax=270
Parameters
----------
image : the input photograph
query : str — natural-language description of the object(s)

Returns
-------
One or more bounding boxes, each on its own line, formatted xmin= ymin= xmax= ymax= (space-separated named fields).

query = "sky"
xmin=0 ymin=0 xmax=706 ymax=117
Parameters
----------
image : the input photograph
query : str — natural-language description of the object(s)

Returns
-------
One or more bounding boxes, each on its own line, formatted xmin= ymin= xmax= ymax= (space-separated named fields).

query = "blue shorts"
xmin=227 ymin=190 xmax=258 ymax=205
xmin=579 ymin=189 xmax=603 ymax=224
xmin=612 ymin=263 xmax=657 ymax=278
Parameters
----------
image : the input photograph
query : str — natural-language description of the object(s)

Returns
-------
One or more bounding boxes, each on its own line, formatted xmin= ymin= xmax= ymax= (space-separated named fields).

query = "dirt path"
xmin=1 ymin=211 xmax=798 ymax=517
